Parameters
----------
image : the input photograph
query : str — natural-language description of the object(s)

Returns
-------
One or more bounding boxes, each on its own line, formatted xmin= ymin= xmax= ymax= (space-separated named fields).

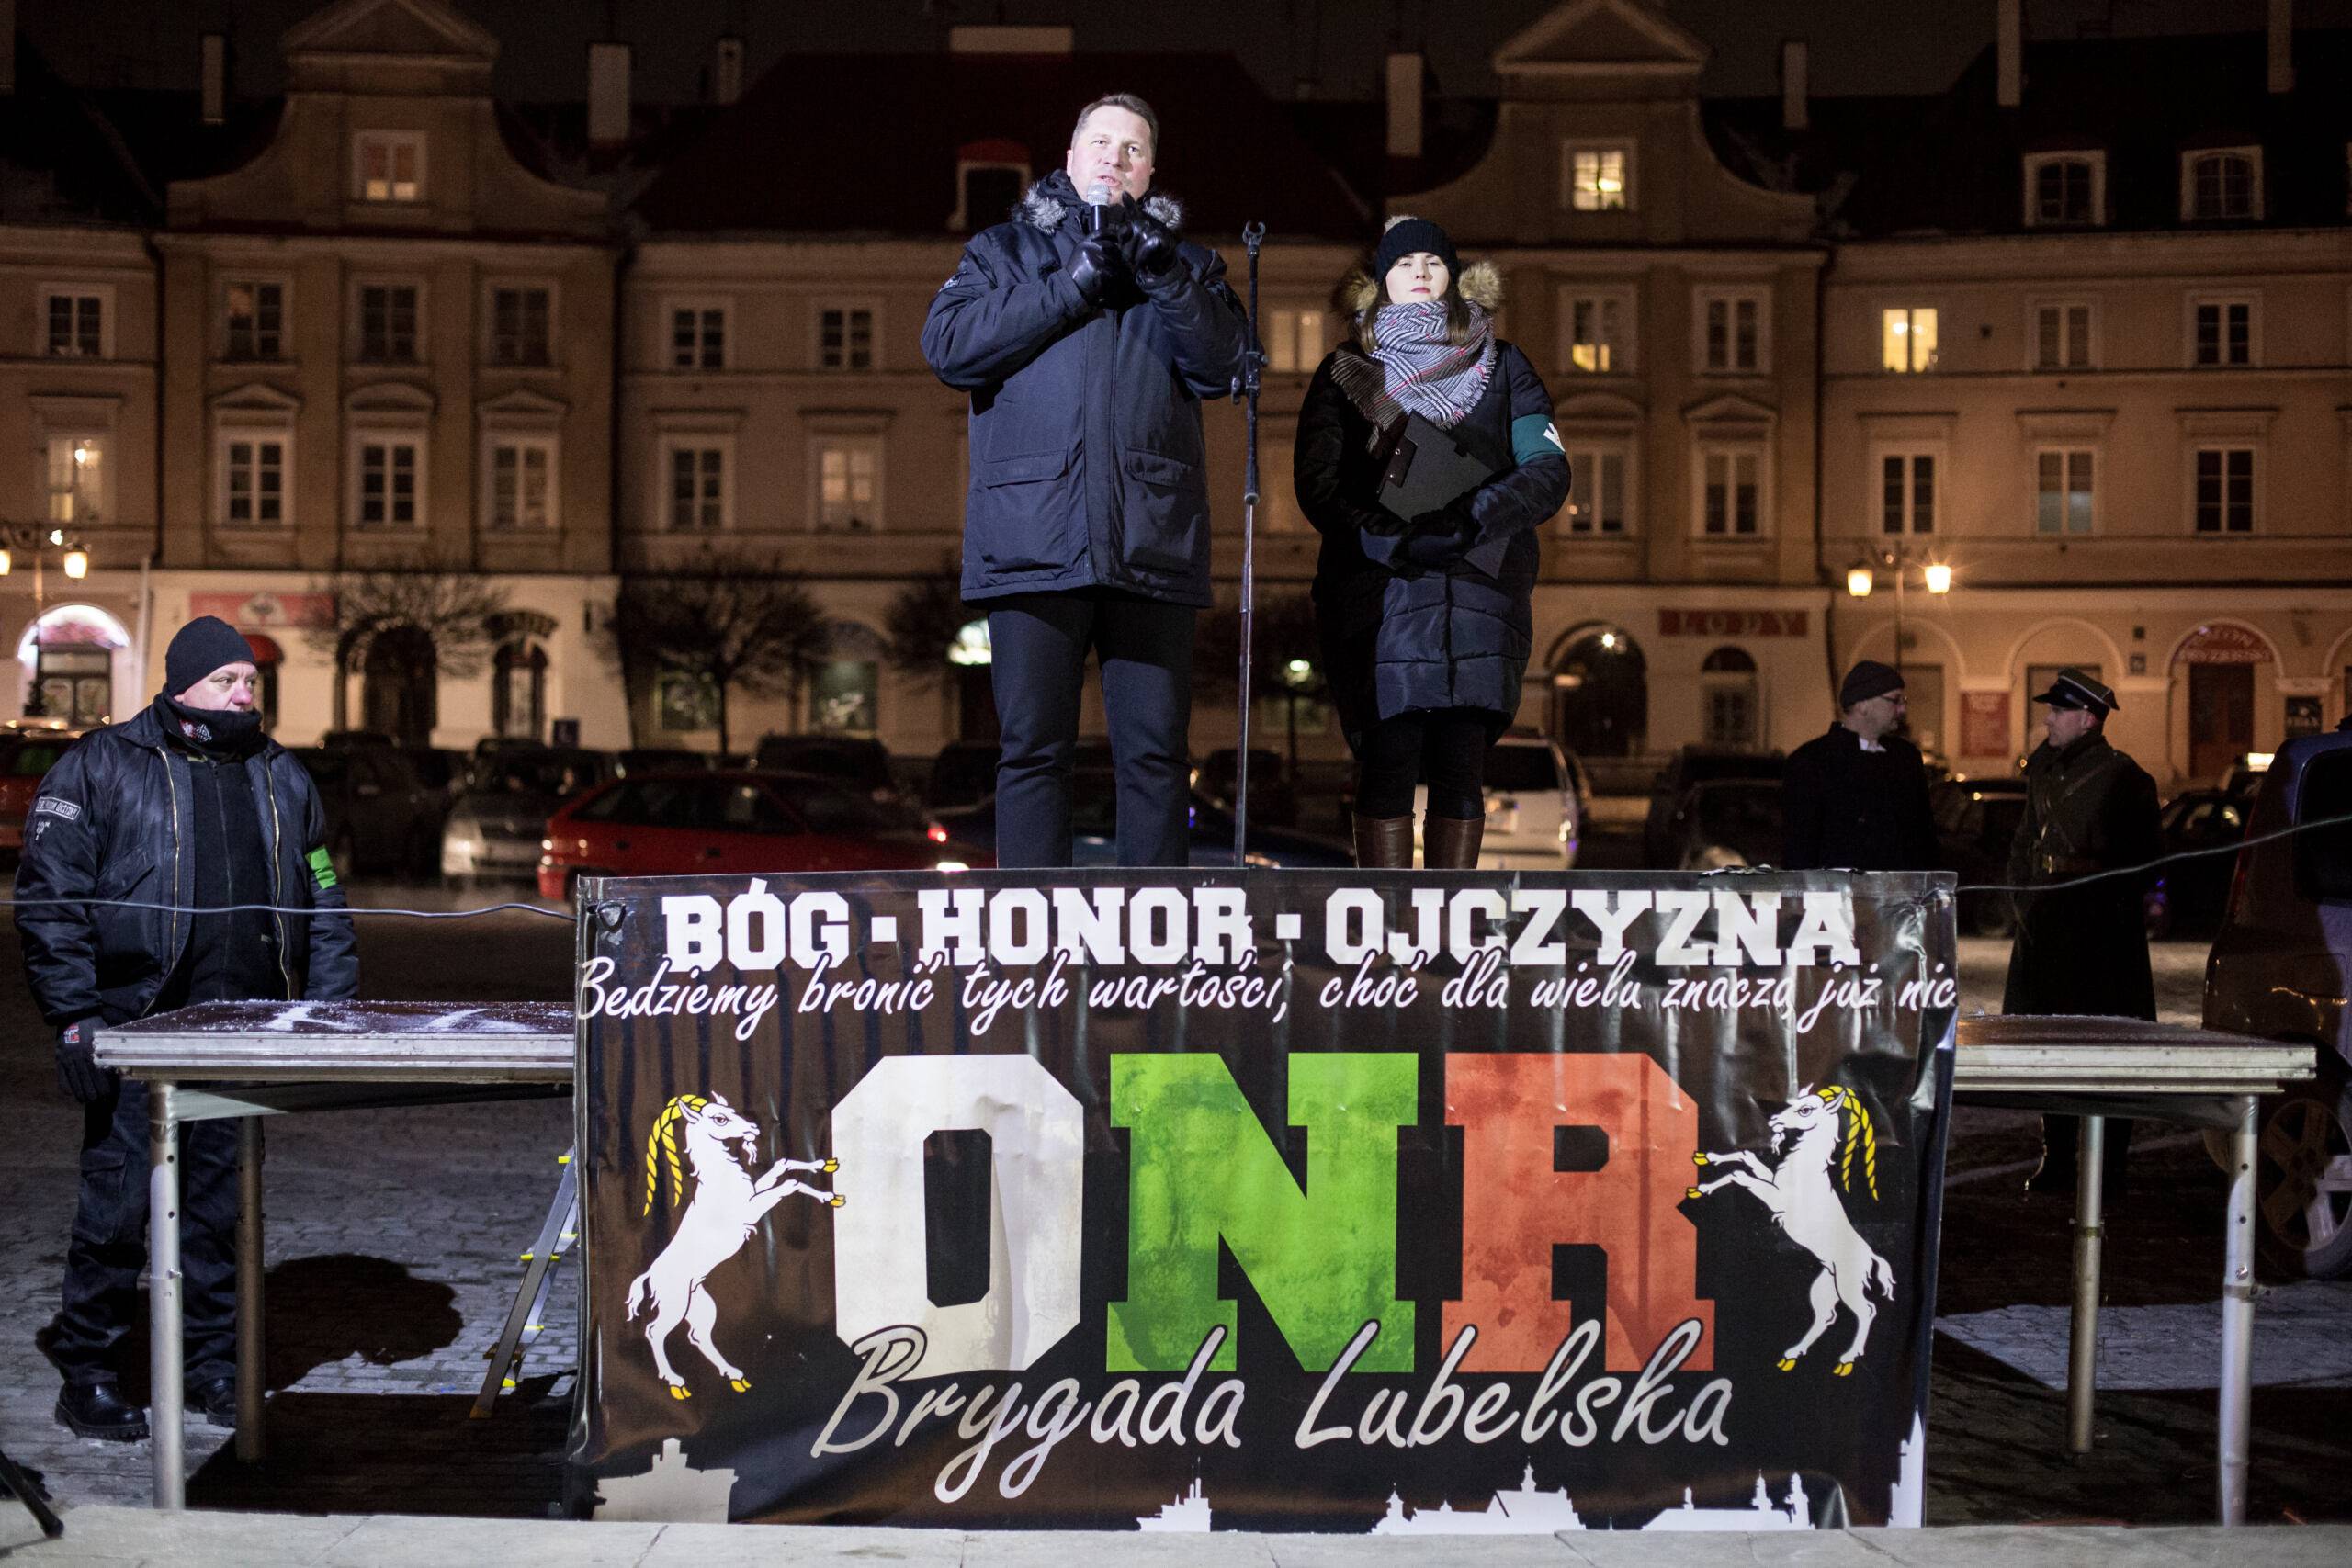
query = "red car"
xmin=0 ymin=726 xmax=86 ymax=859
xmin=537 ymin=770 xmax=989 ymax=898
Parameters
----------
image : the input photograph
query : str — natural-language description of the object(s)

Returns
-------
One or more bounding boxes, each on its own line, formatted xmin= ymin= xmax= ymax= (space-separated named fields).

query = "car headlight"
xmin=935 ymin=859 xmax=970 ymax=873
xmin=1243 ymin=852 xmax=1280 ymax=869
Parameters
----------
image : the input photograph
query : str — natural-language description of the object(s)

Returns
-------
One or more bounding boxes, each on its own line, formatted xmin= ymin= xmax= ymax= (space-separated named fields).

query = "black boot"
xmin=188 ymin=1376 xmax=238 ymax=1428
xmin=56 ymin=1381 xmax=149 ymax=1442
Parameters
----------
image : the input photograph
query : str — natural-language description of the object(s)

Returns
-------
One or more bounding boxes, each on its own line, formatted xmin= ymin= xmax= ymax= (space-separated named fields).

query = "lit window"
xmin=44 ymin=293 xmax=104 ymax=357
xmin=46 ymin=437 xmax=105 ymax=526
xmin=1266 ymin=309 xmax=1326 ymax=374
xmin=225 ymin=281 xmax=283 ymax=361
xmin=1567 ymin=145 xmax=1629 ymax=211
xmin=2035 ymin=448 xmax=2095 ymax=536
xmin=1565 ymin=294 xmax=1627 ymax=373
xmin=819 ymin=308 xmax=874 ymax=371
xmin=2187 ymin=151 xmax=2257 ymax=220
xmin=2193 ymin=447 xmax=2256 ymax=534
xmin=816 ymin=440 xmax=882 ymax=530
xmin=1881 ymin=307 xmax=1938 ymax=373
xmin=670 ymin=305 xmax=727 ymax=370
xmin=356 ymin=132 xmax=424 ymax=203
xmin=1563 ymin=446 xmax=1630 ymax=535
xmin=1882 ymin=453 xmax=1934 ymax=535
xmin=492 ymin=288 xmax=552 ymax=367
xmin=2035 ymin=302 xmax=2093 ymax=370
xmin=2193 ymin=299 xmax=2253 ymax=367
xmin=356 ymin=440 xmax=422 ymax=528
xmin=668 ymin=446 xmax=726 ymax=530
xmin=1702 ymin=449 xmax=1761 ymax=536
xmin=359 ymin=285 xmax=420 ymax=362
xmin=489 ymin=439 xmax=555 ymax=531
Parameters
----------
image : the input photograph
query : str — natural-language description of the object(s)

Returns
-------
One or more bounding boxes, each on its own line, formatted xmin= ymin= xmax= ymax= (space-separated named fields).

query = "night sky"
xmin=25 ymin=0 xmax=2352 ymax=104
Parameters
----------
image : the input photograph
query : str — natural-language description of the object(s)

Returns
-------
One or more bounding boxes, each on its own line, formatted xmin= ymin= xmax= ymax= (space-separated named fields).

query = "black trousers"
xmin=987 ymin=590 xmax=1195 ymax=869
xmin=1354 ymin=707 xmax=1491 ymax=819
xmin=54 ymin=1077 xmax=240 ymax=1388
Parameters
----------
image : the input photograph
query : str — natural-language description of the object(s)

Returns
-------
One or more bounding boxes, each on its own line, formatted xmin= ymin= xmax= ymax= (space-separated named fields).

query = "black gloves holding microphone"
xmin=1069 ymin=193 xmax=1184 ymax=306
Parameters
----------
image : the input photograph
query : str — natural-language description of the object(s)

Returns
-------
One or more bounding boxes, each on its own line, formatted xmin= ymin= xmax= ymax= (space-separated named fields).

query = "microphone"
xmin=1081 ymin=179 xmax=1115 ymax=235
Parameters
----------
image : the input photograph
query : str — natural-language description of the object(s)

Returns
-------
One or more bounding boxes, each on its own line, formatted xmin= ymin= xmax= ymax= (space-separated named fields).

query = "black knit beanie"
xmin=1838 ymin=660 xmax=1905 ymax=708
xmin=1374 ymin=216 xmax=1459 ymax=283
xmin=164 ymin=615 xmax=256 ymax=697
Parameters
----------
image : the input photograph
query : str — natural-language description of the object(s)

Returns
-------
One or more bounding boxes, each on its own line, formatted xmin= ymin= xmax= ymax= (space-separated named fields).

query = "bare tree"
xmin=305 ymin=561 xmax=511 ymax=735
xmin=883 ymin=555 xmax=971 ymax=687
xmin=604 ymin=550 xmax=829 ymax=755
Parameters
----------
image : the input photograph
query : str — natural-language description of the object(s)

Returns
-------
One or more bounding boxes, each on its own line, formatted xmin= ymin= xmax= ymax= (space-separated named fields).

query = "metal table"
xmin=1953 ymin=1013 xmax=2317 ymax=1526
xmin=94 ymin=1000 xmax=573 ymax=1511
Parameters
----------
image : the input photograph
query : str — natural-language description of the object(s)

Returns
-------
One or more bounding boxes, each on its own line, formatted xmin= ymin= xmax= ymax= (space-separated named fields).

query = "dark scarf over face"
xmin=154 ymin=692 xmax=266 ymax=761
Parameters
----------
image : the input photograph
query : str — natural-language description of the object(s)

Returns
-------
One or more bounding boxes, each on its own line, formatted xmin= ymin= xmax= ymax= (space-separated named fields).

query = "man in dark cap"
xmin=1781 ymin=660 xmax=1938 ymax=871
xmin=2003 ymin=666 xmax=2162 ymax=1195
xmin=15 ymin=615 xmax=357 ymax=1439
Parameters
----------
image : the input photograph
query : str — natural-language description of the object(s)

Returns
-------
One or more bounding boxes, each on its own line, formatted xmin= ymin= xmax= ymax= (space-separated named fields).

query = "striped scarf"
xmin=1329 ymin=299 xmax=1497 ymax=439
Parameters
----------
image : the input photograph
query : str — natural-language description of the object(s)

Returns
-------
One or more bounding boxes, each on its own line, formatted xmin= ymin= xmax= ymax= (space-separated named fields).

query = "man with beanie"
xmin=1781 ymin=660 xmax=1938 ymax=871
xmin=2004 ymin=667 xmax=2161 ymax=1197
xmin=16 ymin=615 xmax=357 ymax=1439
xmin=922 ymin=94 xmax=1250 ymax=867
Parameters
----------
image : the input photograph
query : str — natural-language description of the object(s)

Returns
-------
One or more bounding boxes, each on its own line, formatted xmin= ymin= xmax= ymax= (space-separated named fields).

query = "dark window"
xmin=492 ymin=287 xmax=552 ymax=367
xmin=2190 ymin=152 xmax=2256 ymax=220
xmin=819 ymin=308 xmax=874 ymax=370
xmin=2034 ymin=158 xmax=2096 ymax=223
xmin=2194 ymin=447 xmax=2256 ymax=534
xmin=960 ymin=165 xmax=1025 ymax=230
xmin=226 ymin=282 xmax=283 ymax=360
xmin=360 ymin=285 xmax=419 ymax=361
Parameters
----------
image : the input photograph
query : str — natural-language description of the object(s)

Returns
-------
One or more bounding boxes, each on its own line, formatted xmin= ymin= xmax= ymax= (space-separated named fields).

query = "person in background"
xmin=1292 ymin=216 xmax=1569 ymax=868
xmin=1781 ymin=659 xmax=1938 ymax=871
xmin=16 ymin=615 xmax=357 ymax=1439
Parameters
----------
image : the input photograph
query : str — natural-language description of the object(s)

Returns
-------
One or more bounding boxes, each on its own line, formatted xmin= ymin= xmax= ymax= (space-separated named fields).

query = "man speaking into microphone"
xmin=922 ymin=94 xmax=1249 ymax=867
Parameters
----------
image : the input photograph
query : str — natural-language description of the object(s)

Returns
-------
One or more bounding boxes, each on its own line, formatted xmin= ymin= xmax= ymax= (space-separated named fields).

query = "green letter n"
xmin=1107 ymin=1052 xmax=1415 ymax=1373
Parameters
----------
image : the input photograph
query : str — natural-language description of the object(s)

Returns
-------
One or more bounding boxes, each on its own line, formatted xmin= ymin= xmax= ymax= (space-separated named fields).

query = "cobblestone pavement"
xmin=1 ymin=883 xmax=2345 ymax=1529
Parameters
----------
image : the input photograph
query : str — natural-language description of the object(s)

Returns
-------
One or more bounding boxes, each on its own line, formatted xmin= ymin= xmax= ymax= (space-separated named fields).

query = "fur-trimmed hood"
xmin=1332 ymin=255 xmax=1503 ymax=320
xmin=1018 ymin=170 xmax=1185 ymax=234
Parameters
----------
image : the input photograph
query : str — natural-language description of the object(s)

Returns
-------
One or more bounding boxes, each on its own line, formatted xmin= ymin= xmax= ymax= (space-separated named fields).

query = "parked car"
xmin=292 ymin=745 xmax=447 ymax=879
xmin=1196 ymin=747 xmax=1300 ymax=829
xmin=1659 ymin=778 xmax=1785 ymax=871
xmin=1643 ymin=747 xmax=1783 ymax=868
xmin=2202 ymin=717 xmax=2352 ymax=1280
xmin=0 ymin=728 xmax=86 ymax=862
xmin=405 ymin=746 xmax=468 ymax=795
xmin=931 ymin=783 xmax=1353 ymax=870
xmin=753 ymin=735 xmax=902 ymax=804
xmin=1930 ymin=776 xmax=2030 ymax=936
xmin=617 ymin=748 xmax=712 ymax=777
xmin=442 ymin=748 xmax=613 ymax=886
xmin=1412 ymin=732 xmax=1587 ymax=870
xmin=924 ymin=741 xmax=1001 ymax=812
xmin=538 ymin=770 xmax=990 ymax=899
xmin=2146 ymin=787 xmax=2248 ymax=939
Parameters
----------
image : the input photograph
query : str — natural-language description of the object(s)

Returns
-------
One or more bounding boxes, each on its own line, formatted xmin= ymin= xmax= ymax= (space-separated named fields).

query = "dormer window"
xmin=2183 ymin=148 xmax=2261 ymax=222
xmin=1563 ymin=141 xmax=1633 ymax=211
xmin=952 ymin=139 xmax=1031 ymax=231
xmin=354 ymin=131 xmax=425 ymax=204
xmin=2025 ymin=152 xmax=2103 ymax=227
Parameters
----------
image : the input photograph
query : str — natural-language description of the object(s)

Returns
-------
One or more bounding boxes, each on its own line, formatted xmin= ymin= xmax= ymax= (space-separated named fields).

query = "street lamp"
xmin=1844 ymin=545 xmax=1952 ymax=679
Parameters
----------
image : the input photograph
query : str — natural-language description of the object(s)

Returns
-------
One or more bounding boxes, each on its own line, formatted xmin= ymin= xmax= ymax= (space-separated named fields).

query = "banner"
xmin=570 ymin=870 xmax=1954 ymax=1533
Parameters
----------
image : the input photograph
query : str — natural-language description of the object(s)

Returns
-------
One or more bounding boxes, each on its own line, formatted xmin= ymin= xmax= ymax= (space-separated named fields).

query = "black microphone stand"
xmin=1231 ymin=221 xmax=1266 ymax=869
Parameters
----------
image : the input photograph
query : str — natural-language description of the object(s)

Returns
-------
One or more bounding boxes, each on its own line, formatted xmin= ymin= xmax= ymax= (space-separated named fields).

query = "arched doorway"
xmin=1700 ymin=645 xmax=1758 ymax=749
xmin=361 ymin=625 xmax=437 ymax=745
xmin=17 ymin=604 xmax=130 ymax=727
xmin=493 ymin=641 xmax=547 ymax=740
xmin=1550 ymin=625 xmax=1647 ymax=760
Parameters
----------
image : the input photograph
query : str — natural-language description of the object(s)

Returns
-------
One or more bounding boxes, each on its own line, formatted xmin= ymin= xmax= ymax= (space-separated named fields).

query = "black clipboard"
xmin=1376 ymin=412 xmax=1509 ymax=576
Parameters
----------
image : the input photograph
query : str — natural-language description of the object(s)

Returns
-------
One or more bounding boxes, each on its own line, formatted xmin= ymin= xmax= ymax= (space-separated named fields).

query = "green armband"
xmin=1511 ymin=414 xmax=1565 ymax=467
xmin=308 ymin=845 xmax=338 ymax=891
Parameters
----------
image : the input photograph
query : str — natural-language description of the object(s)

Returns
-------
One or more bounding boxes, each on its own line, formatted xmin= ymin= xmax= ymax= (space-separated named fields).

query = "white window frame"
xmin=2181 ymin=146 xmax=2263 ymax=222
xmin=1693 ymin=286 xmax=1770 ymax=375
xmin=2032 ymin=446 xmax=2098 ymax=536
xmin=353 ymin=277 xmax=425 ymax=365
xmin=213 ymin=426 xmax=292 ymax=530
xmin=2029 ymin=297 xmax=2098 ymax=371
xmin=808 ymin=434 xmax=886 ymax=531
xmin=950 ymin=159 xmax=1029 ymax=231
xmin=1558 ymin=287 xmax=1635 ymax=375
xmin=1560 ymin=440 xmax=1635 ymax=536
xmin=2188 ymin=444 xmax=2262 ymax=536
xmin=481 ymin=433 xmax=560 ymax=533
xmin=1264 ymin=307 xmax=1328 ymax=375
xmin=1693 ymin=442 xmax=1770 ymax=541
xmin=659 ymin=436 xmax=733 ymax=531
xmin=38 ymin=284 xmax=114 ymax=359
xmin=1880 ymin=304 xmax=1939 ymax=373
xmin=486 ymin=281 xmax=557 ymax=368
xmin=2023 ymin=152 xmax=2106 ymax=228
xmin=1873 ymin=446 xmax=1942 ymax=536
xmin=353 ymin=130 xmax=426 ymax=204
xmin=43 ymin=433 xmax=111 ymax=530
xmin=665 ymin=297 xmax=730 ymax=371
xmin=221 ymin=276 xmax=288 ymax=362
xmin=1561 ymin=140 xmax=1635 ymax=212
xmin=813 ymin=302 xmax=879 ymax=372
xmin=347 ymin=428 xmax=428 ymax=532
xmin=2186 ymin=291 xmax=2261 ymax=368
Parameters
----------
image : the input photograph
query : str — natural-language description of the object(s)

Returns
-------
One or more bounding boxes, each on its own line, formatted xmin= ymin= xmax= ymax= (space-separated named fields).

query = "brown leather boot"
xmin=1422 ymin=813 xmax=1485 ymax=870
xmin=1352 ymin=814 xmax=1416 ymax=869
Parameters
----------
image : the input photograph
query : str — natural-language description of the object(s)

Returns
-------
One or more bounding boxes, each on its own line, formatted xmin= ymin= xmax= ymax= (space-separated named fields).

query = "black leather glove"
xmin=56 ymin=1018 xmax=116 ymax=1105
xmin=1117 ymin=196 xmax=1179 ymax=279
xmin=1067 ymin=232 xmax=1120 ymax=304
xmin=1401 ymin=510 xmax=1474 ymax=570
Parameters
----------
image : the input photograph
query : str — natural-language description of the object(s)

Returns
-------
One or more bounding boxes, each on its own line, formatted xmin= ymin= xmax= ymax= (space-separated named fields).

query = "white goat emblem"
xmin=626 ymin=1093 xmax=842 ymax=1399
xmin=1686 ymin=1085 xmax=1895 ymax=1375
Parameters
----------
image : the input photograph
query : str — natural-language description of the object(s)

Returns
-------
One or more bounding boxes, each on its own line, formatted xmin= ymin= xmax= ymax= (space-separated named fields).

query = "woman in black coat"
xmin=1293 ymin=217 xmax=1570 ymax=868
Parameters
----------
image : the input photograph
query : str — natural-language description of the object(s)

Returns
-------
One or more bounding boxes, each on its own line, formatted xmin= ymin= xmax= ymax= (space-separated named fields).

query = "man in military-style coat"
xmin=2001 ymin=667 xmax=2162 ymax=1194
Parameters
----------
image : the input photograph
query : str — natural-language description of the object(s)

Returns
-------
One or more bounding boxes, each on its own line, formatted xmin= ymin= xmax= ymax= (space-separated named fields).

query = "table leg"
xmin=2067 ymin=1114 xmax=2107 ymax=1454
xmin=236 ymin=1116 xmax=266 ymax=1463
xmin=2218 ymin=1093 xmax=2257 ymax=1526
xmin=148 ymin=1081 xmax=184 ymax=1510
